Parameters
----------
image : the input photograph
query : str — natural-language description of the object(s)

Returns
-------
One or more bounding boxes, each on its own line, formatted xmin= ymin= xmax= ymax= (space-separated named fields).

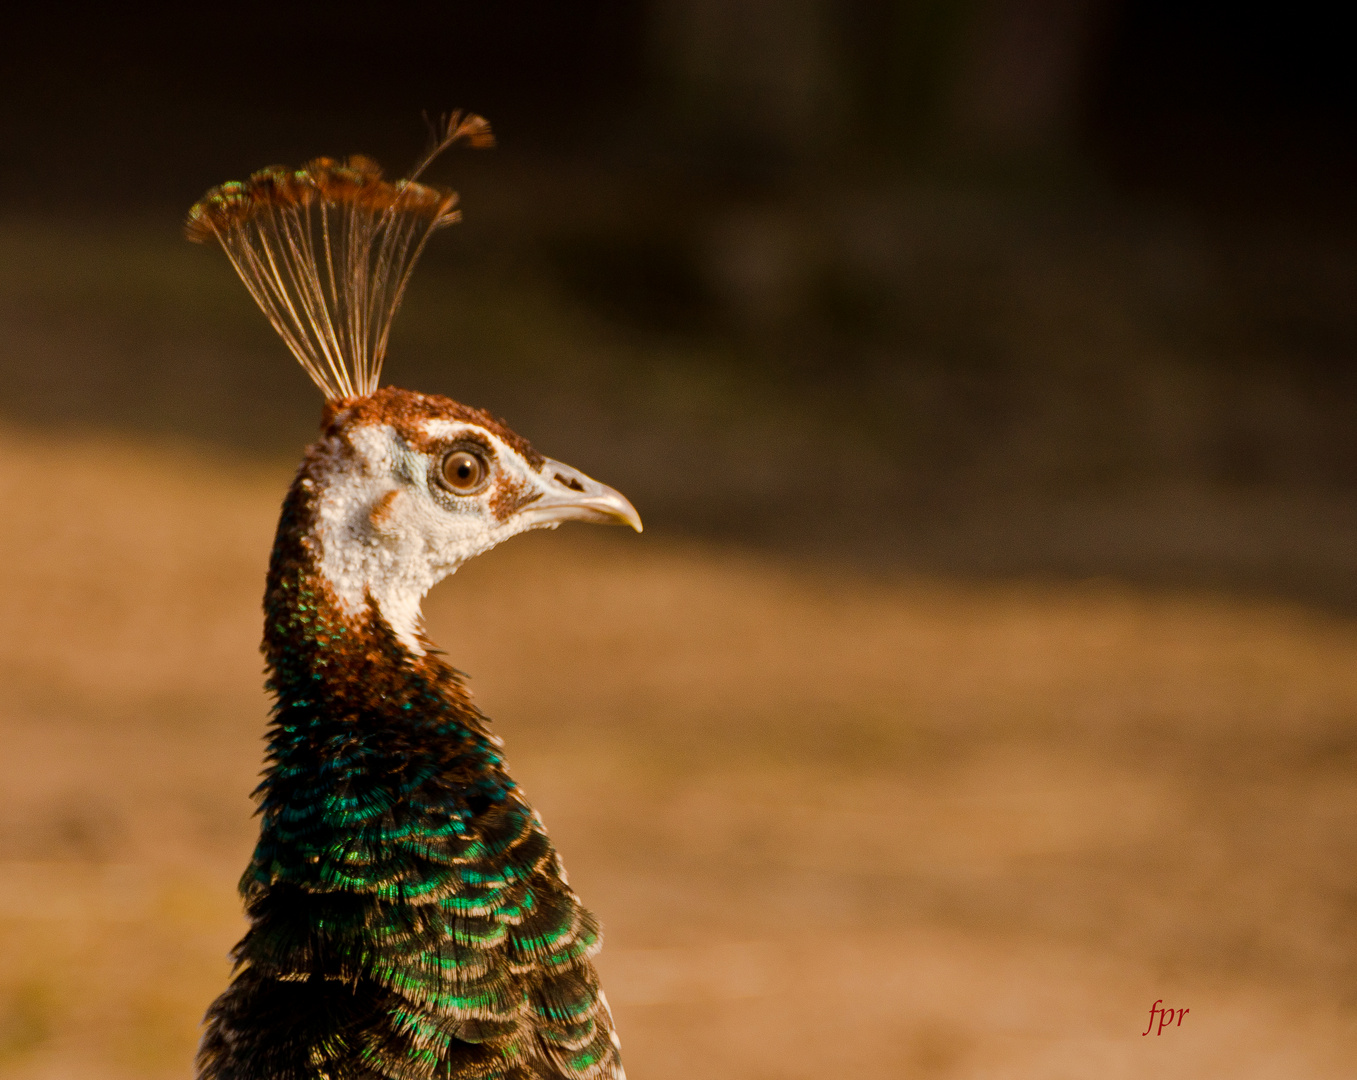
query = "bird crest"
xmin=186 ymin=113 xmax=494 ymax=402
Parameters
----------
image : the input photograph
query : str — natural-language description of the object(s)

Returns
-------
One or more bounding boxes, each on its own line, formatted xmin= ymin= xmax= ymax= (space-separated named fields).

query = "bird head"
xmin=302 ymin=387 xmax=640 ymax=650
xmin=187 ymin=117 xmax=642 ymax=652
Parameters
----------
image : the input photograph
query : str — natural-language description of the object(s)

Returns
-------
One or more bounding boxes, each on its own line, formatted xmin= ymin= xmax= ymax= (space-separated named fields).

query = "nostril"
xmin=556 ymin=473 xmax=585 ymax=492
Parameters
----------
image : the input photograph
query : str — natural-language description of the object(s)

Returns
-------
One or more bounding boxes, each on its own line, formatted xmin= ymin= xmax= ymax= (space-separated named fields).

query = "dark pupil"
xmin=446 ymin=452 xmax=482 ymax=489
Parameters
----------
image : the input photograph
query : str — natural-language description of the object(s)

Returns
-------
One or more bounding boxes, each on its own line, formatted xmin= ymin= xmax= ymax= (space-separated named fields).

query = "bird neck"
xmin=258 ymin=461 xmax=503 ymax=772
xmin=245 ymin=462 xmax=514 ymax=914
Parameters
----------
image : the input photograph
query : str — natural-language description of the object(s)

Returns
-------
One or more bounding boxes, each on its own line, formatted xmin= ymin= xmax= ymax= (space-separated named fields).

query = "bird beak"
xmin=525 ymin=458 xmax=643 ymax=532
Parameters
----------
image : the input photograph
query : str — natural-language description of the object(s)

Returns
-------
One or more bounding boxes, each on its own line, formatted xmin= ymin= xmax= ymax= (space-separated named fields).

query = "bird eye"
xmin=441 ymin=449 xmax=487 ymax=493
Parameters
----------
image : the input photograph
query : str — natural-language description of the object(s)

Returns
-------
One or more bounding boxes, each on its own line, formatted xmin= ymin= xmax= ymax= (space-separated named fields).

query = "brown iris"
xmin=441 ymin=449 xmax=488 ymax=493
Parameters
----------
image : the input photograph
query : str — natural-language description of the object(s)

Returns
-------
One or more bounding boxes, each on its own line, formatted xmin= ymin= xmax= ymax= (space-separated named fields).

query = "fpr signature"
xmin=1143 ymin=999 xmax=1189 ymax=1036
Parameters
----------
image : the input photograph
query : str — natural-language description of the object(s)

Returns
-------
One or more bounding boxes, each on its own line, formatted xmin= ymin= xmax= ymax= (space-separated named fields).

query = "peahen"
xmin=185 ymin=114 xmax=637 ymax=1080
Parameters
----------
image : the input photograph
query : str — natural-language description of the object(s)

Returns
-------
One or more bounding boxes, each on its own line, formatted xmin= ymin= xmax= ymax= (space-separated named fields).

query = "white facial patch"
xmin=312 ymin=421 xmax=549 ymax=654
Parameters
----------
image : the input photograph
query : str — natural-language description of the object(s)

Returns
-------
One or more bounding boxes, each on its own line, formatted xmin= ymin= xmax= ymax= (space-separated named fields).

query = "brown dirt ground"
xmin=2 ymin=427 xmax=1356 ymax=1079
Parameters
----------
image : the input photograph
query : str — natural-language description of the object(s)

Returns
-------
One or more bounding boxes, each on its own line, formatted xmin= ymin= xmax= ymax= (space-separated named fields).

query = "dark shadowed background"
xmin=3 ymin=0 xmax=1355 ymax=599
xmin=2 ymin=4 xmax=1355 ymax=1078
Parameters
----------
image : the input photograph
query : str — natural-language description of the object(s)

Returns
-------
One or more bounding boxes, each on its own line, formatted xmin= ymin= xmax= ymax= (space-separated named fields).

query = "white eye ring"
xmin=440 ymin=449 xmax=489 ymax=494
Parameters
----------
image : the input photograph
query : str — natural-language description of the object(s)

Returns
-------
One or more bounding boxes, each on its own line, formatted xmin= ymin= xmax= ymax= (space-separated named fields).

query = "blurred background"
xmin=1 ymin=2 xmax=1355 ymax=1077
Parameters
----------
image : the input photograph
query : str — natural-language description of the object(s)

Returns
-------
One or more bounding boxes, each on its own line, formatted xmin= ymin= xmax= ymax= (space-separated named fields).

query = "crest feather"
xmin=186 ymin=113 xmax=494 ymax=402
